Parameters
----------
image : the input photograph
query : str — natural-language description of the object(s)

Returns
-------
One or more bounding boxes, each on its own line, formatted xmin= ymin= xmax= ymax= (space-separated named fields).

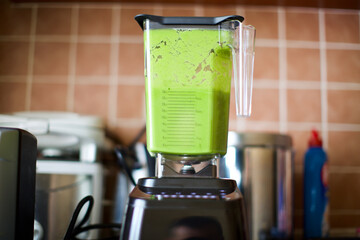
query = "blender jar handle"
xmin=232 ymin=23 xmax=256 ymax=117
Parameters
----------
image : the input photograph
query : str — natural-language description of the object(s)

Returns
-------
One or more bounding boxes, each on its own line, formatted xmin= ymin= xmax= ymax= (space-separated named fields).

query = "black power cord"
xmin=63 ymin=195 xmax=121 ymax=240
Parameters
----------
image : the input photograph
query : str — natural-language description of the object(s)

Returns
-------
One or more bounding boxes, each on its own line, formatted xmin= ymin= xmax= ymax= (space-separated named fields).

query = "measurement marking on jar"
xmin=166 ymin=117 xmax=195 ymax=119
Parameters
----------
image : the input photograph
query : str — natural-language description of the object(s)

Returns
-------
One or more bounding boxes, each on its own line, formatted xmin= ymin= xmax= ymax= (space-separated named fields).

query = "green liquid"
xmin=145 ymin=28 xmax=232 ymax=155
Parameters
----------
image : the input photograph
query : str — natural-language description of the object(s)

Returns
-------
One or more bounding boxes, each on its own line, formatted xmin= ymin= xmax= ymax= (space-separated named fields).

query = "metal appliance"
xmin=0 ymin=128 xmax=37 ymax=240
xmin=220 ymin=132 xmax=294 ymax=240
xmin=120 ymin=15 xmax=256 ymax=240
xmin=0 ymin=112 xmax=105 ymax=240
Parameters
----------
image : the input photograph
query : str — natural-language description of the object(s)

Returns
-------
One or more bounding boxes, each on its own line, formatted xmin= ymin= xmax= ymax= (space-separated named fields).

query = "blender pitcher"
xmin=120 ymin=15 xmax=255 ymax=240
xmin=135 ymin=14 xmax=255 ymax=177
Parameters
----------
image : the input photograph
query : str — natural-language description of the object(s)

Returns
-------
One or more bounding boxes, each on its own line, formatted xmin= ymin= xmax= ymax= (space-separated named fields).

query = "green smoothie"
xmin=145 ymin=28 xmax=232 ymax=156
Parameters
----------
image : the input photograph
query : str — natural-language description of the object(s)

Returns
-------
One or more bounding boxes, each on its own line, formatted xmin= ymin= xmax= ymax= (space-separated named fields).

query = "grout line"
xmin=287 ymin=80 xmax=321 ymax=89
xmin=0 ymin=36 xmax=30 ymax=41
xmin=288 ymin=122 xmax=360 ymax=132
xmin=154 ymin=3 xmax=162 ymax=15
xmin=286 ymin=40 xmax=320 ymax=49
xmin=255 ymin=39 xmax=279 ymax=47
xmin=253 ymin=79 xmax=280 ymax=89
xmin=295 ymin=165 xmax=360 ymax=174
xmin=329 ymin=166 xmax=360 ymax=174
xmin=328 ymin=123 xmax=360 ymax=132
xmin=194 ymin=4 xmax=204 ymax=16
xmin=118 ymin=76 xmax=144 ymax=85
xmin=319 ymin=9 xmax=329 ymax=150
xmin=108 ymin=6 xmax=121 ymax=127
xmin=0 ymin=77 xmax=27 ymax=83
xmin=3 ymin=75 xmax=359 ymax=89
xmin=2 ymin=35 xmax=360 ymax=50
xmin=114 ymin=118 xmax=146 ymax=127
xmin=288 ymin=122 xmax=322 ymax=131
xmin=32 ymin=76 xmax=68 ymax=83
xmin=323 ymin=8 xmax=360 ymax=14
xmin=326 ymin=42 xmax=360 ymax=50
xmin=70 ymin=77 xmax=110 ymax=85
xmin=236 ymin=5 xmax=245 ymax=16
xmin=278 ymin=7 xmax=287 ymax=133
xmin=330 ymin=228 xmax=360 ymax=237
xmin=25 ymin=4 xmax=37 ymax=111
xmin=241 ymin=121 xmax=280 ymax=131
xmin=328 ymin=82 xmax=360 ymax=90
xmin=243 ymin=6 xmax=278 ymax=13
xmin=67 ymin=5 xmax=79 ymax=112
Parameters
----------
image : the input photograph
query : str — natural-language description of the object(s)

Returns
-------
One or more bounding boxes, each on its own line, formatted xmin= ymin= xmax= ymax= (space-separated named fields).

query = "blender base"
xmin=120 ymin=177 xmax=248 ymax=240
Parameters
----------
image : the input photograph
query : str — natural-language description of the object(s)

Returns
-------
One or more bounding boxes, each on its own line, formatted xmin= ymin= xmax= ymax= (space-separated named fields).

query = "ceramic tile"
xmin=74 ymin=83 xmax=109 ymax=120
xmin=243 ymin=9 xmax=278 ymax=39
xmin=250 ymin=88 xmax=279 ymax=121
xmin=240 ymin=120 xmax=280 ymax=132
xmin=0 ymin=82 xmax=26 ymax=113
xmin=118 ymin=43 xmax=143 ymax=76
xmin=78 ymin=8 xmax=112 ymax=36
xmin=202 ymin=6 xmax=236 ymax=17
xmin=253 ymin=47 xmax=279 ymax=80
xmin=36 ymin=7 xmax=72 ymax=35
xmin=328 ymin=90 xmax=360 ymax=124
xmin=0 ymin=6 xmax=31 ymax=35
xmin=120 ymin=6 xmax=156 ymax=36
xmin=229 ymin=87 xmax=236 ymax=121
xmin=228 ymin=121 xmax=237 ymax=132
xmin=0 ymin=42 xmax=29 ymax=75
xmin=76 ymin=43 xmax=110 ymax=76
xmin=330 ymin=214 xmax=360 ymax=228
xmin=117 ymin=84 xmax=145 ymax=119
xmin=294 ymin=172 xmax=304 ymax=210
xmin=112 ymin=124 xmax=147 ymax=146
xmin=287 ymin=48 xmax=321 ymax=81
xmin=287 ymin=131 xmax=311 ymax=165
xmin=326 ymin=49 xmax=360 ymax=83
xmin=286 ymin=12 xmax=319 ymax=41
xmin=162 ymin=5 xmax=195 ymax=16
xmin=33 ymin=76 xmax=68 ymax=84
xmin=294 ymin=214 xmax=303 ymax=230
xmin=30 ymin=83 xmax=67 ymax=111
xmin=287 ymin=89 xmax=321 ymax=122
xmin=328 ymin=131 xmax=360 ymax=166
xmin=33 ymin=42 xmax=70 ymax=76
xmin=329 ymin=172 xmax=360 ymax=210
xmin=325 ymin=12 xmax=360 ymax=43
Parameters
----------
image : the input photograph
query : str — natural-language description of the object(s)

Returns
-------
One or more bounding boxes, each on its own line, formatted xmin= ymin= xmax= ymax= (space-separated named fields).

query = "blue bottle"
xmin=304 ymin=130 xmax=329 ymax=239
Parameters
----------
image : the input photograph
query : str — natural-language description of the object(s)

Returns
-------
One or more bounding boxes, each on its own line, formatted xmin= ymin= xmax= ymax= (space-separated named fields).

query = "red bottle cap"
xmin=308 ymin=129 xmax=322 ymax=147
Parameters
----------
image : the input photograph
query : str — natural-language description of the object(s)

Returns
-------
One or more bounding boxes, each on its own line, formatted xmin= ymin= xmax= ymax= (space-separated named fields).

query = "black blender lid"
xmin=135 ymin=14 xmax=244 ymax=30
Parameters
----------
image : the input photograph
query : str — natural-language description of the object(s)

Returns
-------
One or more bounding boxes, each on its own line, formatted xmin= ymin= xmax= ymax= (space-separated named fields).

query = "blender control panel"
xmin=137 ymin=177 xmax=236 ymax=200
xmin=154 ymin=190 xmax=229 ymax=200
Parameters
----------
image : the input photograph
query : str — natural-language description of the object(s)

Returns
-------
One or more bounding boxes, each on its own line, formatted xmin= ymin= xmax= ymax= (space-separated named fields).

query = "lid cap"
xmin=134 ymin=14 xmax=244 ymax=30
xmin=308 ymin=129 xmax=322 ymax=147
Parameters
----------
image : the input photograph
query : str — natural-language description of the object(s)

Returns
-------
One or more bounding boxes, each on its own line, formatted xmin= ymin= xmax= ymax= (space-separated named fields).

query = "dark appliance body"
xmin=0 ymin=128 xmax=37 ymax=240
xmin=121 ymin=177 xmax=248 ymax=240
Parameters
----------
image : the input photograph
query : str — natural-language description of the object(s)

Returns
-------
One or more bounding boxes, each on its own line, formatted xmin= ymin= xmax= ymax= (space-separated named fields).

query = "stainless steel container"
xmin=220 ymin=132 xmax=294 ymax=240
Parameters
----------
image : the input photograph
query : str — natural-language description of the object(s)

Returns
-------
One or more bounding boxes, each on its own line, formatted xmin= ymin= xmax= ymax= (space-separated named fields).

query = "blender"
xmin=120 ymin=15 xmax=255 ymax=240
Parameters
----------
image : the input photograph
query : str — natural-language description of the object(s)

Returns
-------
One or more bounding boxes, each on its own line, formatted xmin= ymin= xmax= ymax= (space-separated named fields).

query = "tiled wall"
xmin=1 ymin=0 xmax=359 ymax=236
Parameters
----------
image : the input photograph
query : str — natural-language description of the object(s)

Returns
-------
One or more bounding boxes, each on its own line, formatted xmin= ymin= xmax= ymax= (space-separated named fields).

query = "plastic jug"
xmin=135 ymin=15 xmax=255 ymax=158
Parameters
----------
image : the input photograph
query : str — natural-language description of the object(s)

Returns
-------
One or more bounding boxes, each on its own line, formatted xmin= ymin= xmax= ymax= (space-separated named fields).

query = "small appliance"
xmin=220 ymin=132 xmax=294 ymax=240
xmin=0 ymin=127 xmax=37 ymax=240
xmin=0 ymin=112 xmax=105 ymax=240
xmin=120 ymin=15 xmax=256 ymax=240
